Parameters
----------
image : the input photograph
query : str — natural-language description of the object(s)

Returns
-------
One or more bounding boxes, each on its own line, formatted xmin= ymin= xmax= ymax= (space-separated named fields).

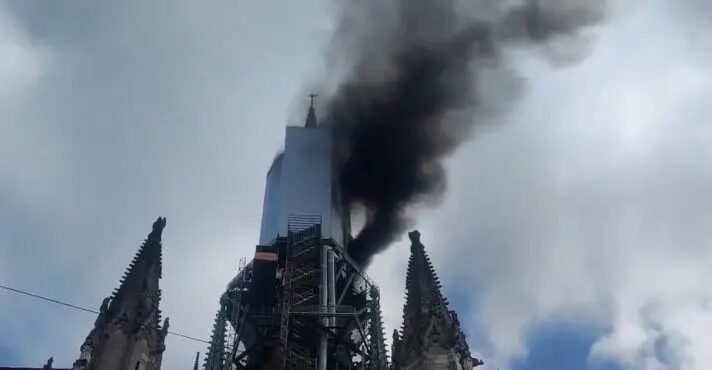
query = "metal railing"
xmin=289 ymin=304 xmax=356 ymax=316
xmin=287 ymin=214 xmax=322 ymax=233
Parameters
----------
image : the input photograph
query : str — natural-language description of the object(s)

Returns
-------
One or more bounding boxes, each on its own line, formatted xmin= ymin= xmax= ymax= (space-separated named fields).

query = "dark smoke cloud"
xmin=324 ymin=0 xmax=606 ymax=266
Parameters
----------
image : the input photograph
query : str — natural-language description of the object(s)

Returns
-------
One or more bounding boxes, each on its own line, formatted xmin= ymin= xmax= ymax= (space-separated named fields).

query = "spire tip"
xmin=408 ymin=230 xmax=421 ymax=244
xmin=305 ymin=93 xmax=319 ymax=128
xmin=309 ymin=93 xmax=318 ymax=108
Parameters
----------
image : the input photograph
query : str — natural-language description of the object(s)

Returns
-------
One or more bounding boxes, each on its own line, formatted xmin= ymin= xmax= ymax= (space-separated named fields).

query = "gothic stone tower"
xmin=391 ymin=231 xmax=483 ymax=370
xmin=73 ymin=217 xmax=169 ymax=370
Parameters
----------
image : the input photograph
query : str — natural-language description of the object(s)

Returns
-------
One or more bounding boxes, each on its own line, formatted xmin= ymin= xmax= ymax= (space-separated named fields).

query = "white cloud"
xmin=0 ymin=1 xmax=333 ymax=367
xmin=2 ymin=1 xmax=711 ymax=370
xmin=0 ymin=4 xmax=42 ymax=97
xmin=421 ymin=1 xmax=712 ymax=369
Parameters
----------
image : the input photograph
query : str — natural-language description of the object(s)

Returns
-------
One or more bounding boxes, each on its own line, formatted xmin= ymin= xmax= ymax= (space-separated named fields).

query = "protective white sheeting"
xmin=258 ymin=126 xmax=347 ymax=247
xmin=259 ymin=154 xmax=283 ymax=245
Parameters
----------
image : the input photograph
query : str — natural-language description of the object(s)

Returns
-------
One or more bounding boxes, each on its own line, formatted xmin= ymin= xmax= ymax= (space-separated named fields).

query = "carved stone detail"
xmin=72 ymin=218 xmax=168 ymax=370
xmin=392 ymin=231 xmax=483 ymax=369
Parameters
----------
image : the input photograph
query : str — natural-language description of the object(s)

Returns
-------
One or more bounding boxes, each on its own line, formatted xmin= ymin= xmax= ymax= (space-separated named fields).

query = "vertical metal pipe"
xmin=327 ymin=248 xmax=336 ymax=329
xmin=318 ymin=245 xmax=328 ymax=370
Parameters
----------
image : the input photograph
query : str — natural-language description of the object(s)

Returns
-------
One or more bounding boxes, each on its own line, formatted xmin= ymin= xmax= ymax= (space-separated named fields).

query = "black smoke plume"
xmin=324 ymin=0 xmax=606 ymax=266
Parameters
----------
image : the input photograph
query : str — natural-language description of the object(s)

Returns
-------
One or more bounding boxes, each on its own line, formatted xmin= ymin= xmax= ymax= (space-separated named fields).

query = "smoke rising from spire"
xmin=323 ymin=0 xmax=607 ymax=266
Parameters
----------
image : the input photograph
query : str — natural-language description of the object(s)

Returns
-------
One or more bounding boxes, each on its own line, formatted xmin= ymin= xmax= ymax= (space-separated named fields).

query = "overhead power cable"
xmin=0 ymin=283 xmax=215 ymax=346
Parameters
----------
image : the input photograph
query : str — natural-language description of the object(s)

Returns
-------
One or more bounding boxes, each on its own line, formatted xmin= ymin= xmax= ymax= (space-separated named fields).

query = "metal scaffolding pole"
xmin=327 ymin=248 xmax=336 ymax=329
xmin=318 ymin=245 xmax=328 ymax=370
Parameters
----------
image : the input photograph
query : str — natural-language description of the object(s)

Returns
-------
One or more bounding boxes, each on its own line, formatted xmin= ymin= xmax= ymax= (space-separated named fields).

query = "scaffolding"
xmin=212 ymin=216 xmax=388 ymax=369
xmin=205 ymin=257 xmax=249 ymax=370
xmin=281 ymin=219 xmax=322 ymax=370
xmin=226 ymin=257 xmax=248 ymax=368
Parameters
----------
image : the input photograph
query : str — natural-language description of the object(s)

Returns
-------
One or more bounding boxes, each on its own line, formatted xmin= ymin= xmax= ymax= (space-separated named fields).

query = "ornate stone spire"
xmin=193 ymin=352 xmax=200 ymax=370
xmin=391 ymin=329 xmax=402 ymax=369
xmin=110 ymin=217 xmax=165 ymax=318
xmin=204 ymin=297 xmax=228 ymax=370
xmin=367 ymin=287 xmax=389 ymax=370
xmin=392 ymin=230 xmax=483 ymax=369
xmin=305 ymin=93 xmax=319 ymax=128
xmin=42 ymin=357 xmax=53 ymax=369
xmin=73 ymin=217 xmax=169 ymax=370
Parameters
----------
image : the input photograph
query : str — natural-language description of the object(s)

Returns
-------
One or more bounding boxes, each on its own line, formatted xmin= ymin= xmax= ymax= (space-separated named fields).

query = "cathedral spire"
xmin=109 ymin=217 xmax=166 ymax=330
xmin=204 ymin=297 xmax=228 ymax=370
xmin=74 ymin=217 xmax=169 ymax=370
xmin=367 ymin=287 xmax=389 ymax=370
xmin=193 ymin=352 xmax=200 ymax=370
xmin=400 ymin=230 xmax=449 ymax=339
xmin=305 ymin=93 xmax=318 ymax=128
xmin=392 ymin=230 xmax=483 ymax=369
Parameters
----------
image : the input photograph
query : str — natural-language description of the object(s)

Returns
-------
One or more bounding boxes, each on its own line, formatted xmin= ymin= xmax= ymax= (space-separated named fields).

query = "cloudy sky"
xmin=1 ymin=1 xmax=711 ymax=370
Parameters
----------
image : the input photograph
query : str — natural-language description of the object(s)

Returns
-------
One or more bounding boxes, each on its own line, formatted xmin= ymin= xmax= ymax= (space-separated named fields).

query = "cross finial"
xmin=305 ymin=93 xmax=319 ymax=128
xmin=309 ymin=93 xmax=318 ymax=108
